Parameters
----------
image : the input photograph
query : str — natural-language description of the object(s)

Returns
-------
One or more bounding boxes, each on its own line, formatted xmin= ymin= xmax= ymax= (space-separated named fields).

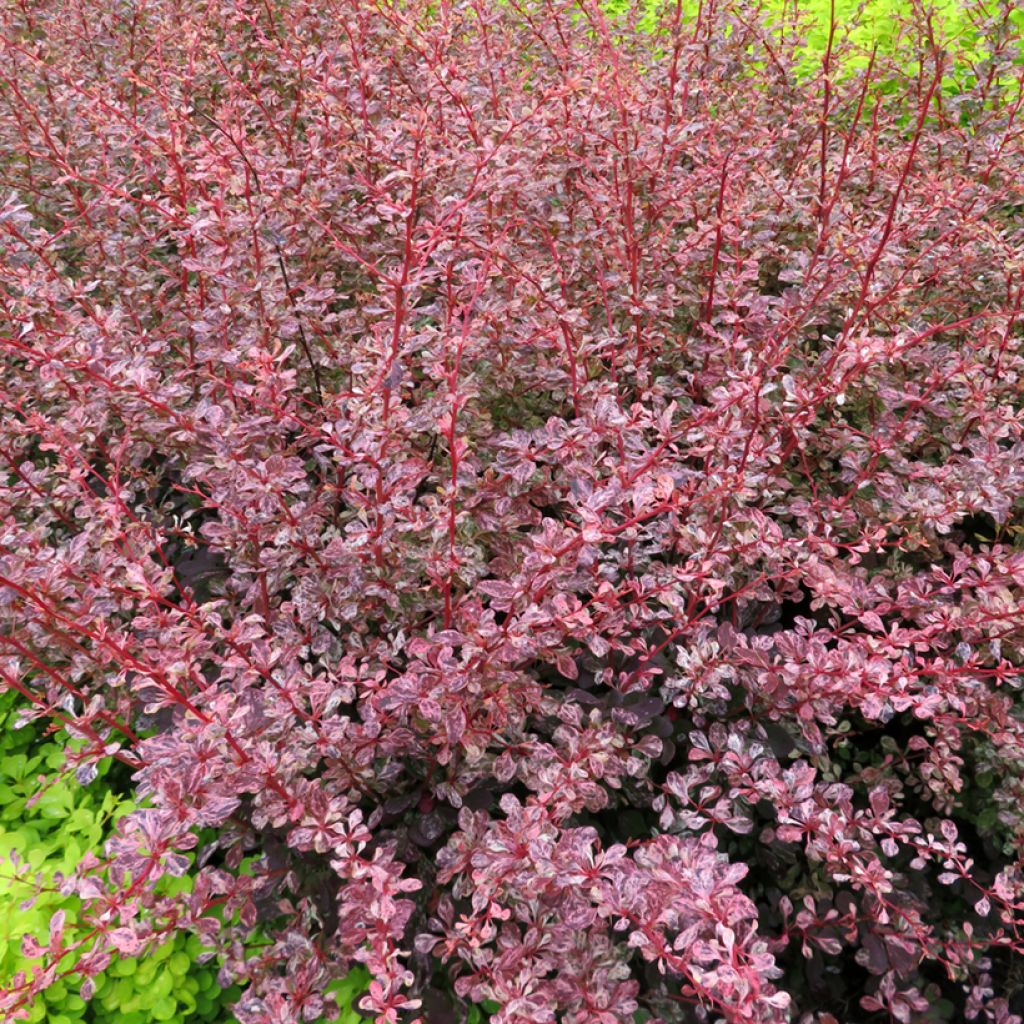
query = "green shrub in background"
xmin=80 ymin=929 xmax=240 ymax=1024
xmin=601 ymin=0 xmax=1023 ymax=91
xmin=766 ymin=0 xmax=1021 ymax=91
xmin=0 ymin=693 xmax=373 ymax=1024
xmin=0 ymin=693 xmax=237 ymax=1024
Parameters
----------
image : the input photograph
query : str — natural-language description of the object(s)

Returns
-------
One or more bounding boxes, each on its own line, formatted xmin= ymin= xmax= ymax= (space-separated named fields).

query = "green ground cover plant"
xmin=0 ymin=691 xmax=371 ymax=1023
xmin=0 ymin=692 xmax=240 ymax=1024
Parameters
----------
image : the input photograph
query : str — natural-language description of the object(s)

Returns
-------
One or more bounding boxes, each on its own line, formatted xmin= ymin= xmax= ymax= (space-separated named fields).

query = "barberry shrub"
xmin=1 ymin=1 xmax=1023 ymax=1022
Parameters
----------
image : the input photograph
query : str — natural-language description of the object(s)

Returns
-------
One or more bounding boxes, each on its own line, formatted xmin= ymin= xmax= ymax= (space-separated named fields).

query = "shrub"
xmin=1 ymin=1 xmax=1023 ymax=1023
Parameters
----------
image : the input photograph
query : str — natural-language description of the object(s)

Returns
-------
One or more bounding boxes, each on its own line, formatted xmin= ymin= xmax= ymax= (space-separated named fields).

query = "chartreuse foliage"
xmin=322 ymin=970 xmax=373 ymax=1024
xmin=0 ymin=693 xmax=238 ymax=1024
xmin=603 ymin=0 xmax=1024 ymax=89
xmin=0 ymin=694 xmax=372 ymax=1024
xmin=87 ymin=932 xmax=240 ymax=1024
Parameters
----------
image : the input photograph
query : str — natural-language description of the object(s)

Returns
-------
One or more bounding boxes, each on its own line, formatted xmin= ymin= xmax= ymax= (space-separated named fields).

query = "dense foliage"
xmin=1 ymin=1 xmax=1023 ymax=1022
xmin=0 ymin=692 xmax=240 ymax=1024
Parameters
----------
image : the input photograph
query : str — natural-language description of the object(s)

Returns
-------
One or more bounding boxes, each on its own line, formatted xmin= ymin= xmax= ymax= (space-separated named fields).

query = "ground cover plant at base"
xmin=0 ymin=0 xmax=1023 ymax=1022
xmin=0 ymin=691 xmax=249 ymax=1024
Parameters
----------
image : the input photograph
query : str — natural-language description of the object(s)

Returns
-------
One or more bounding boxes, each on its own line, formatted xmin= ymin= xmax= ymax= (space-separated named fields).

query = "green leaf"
xmin=169 ymin=950 xmax=191 ymax=976
xmin=111 ymin=957 xmax=138 ymax=977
